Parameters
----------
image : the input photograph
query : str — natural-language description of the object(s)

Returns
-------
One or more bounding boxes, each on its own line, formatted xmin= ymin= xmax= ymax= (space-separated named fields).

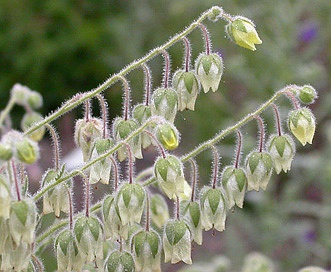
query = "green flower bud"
xmin=180 ymin=200 xmax=203 ymax=245
xmin=156 ymin=122 xmax=180 ymax=151
xmin=226 ymin=16 xmax=262 ymax=51
xmin=74 ymin=118 xmax=103 ymax=161
xmin=89 ymin=138 xmax=114 ymax=184
xmin=10 ymin=83 xmax=31 ymax=106
xmin=15 ymin=137 xmax=39 ymax=164
xmin=200 ymin=186 xmax=227 ymax=232
xmin=154 ymin=155 xmax=191 ymax=200
xmin=195 ymin=53 xmax=223 ymax=93
xmin=221 ymin=166 xmax=247 ymax=209
xmin=172 ymin=69 xmax=200 ymax=111
xmin=27 ymin=91 xmax=43 ymax=109
xmin=115 ymin=183 xmax=146 ymax=226
xmin=55 ymin=229 xmax=83 ymax=272
xmin=267 ymin=134 xmax=296 ymax=174
xmin=74 ymin=216 xmax=103 ymax=263
xmin=42 ymin=167 xmax=71 ymax=217
xmin=102 ymin=195 xmax=129 ymax=240
xmin=0 ymin=143 xmax=13 ymax=162
xmin=105 ymin=250 xmax=135 ymax=272
xmin=113 ymin=117 xmax=143 ymax=162
xmin=9 ymin=198 xmax=37 ymax=246
xmin=133 ymin=103 xmax=153 ymax=148
xmin=150 ymin=194 xmax=169 ymax=229
xmin=241 ymin=252 xmax=274 ymax=272
xmin=21 ymin=112 xmax=45 ymax=142
xmin=0 ymin=174 xmax=11 ymax=219
xmin=163 ymin=219 xmax=192 ymax=264
xmin=151 ymin=87 xmax=178 ymax=123
xmin=288 ymin=107 xmax=316 ymax=146
xmin=297 ymin=85 xmax=318 ymax=104
xmin=132 ymin=230 xmax=162 ymax=272
xmin=245 ymin=151 xmax=273 ymax=191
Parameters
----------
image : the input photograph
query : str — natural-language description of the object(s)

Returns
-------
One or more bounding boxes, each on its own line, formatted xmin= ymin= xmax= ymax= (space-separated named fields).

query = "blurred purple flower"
xmin=298 ymin=22 xmax=318 ymax=44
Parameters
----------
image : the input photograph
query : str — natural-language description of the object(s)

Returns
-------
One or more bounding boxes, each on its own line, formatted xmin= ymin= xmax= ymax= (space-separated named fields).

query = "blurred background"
xmin=1 ymin=0 xmax=331 ymax=271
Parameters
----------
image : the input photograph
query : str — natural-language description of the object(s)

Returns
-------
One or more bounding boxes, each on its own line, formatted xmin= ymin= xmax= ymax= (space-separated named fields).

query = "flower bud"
xmin=172 ymin=69 xmax=200 ymax=111
xmin=297 ymin=85 xmax=318 ymax=104
xmin=195 ymin=53 xmax=223 ymax=93
xmin=133 ymin=103 xmax=152 ymax=148
xmin=74 ymin=216 xmax=103 ymax=263
xmin=27 ymin=91 xmax=43 ymax=109
xmin=113 ymin=117 xmax=143 ymax=162
xmin=15 ymin=137 xmax=39 ymax=164
xmin=55 ymin=229 xmax=83 ymax=272
xmin=288 ymin=107 xmax=316 ymax=146
xmin=42 ymin=167 xmax=71 ymax=217
xmin=0 ymin=143 xmax=13 ymax=162
xmin=74 ymin=118 xmax=103 ymax=161
xmin=115 ymin=183 xmax=146 ymax=226
xmin=267 ymin=134 xmax=296 ymax=174
xmin=9 ymin=198 xmax=37 ymax=246
xmin=10 ymin=83 xmax=31 ymax=106
xmin=226 ymin=16 xmax=262 ymax=51
xmin=163 ymin=219 xmax=192 ymax=264
xmin=0 ymin=174 xmax=11 ymax=219
xmin=180 ymin=200 xmax=202 ymax=245
xmin=200 ymin=186 xmax=227 ymax=232
xmin=150 ymin=194 xmax=169 ymax=229
xmin=154 ymin=155 xmax=191 ymax=200
xmin=156 ymin=122 xmax=180 ymax=151
xmin=89 ymin=138 xmax=114 ymax=184
xmin=151 ymin=87 xmax=178 ymax=123
xmin=105 ymin=250 xmax=135 ymax=272
xmin=245 ymin=151 xmax=273 ymax=191
xmin=132 ymin=230 xmax=162 ymax=272
xmin=21 ymin=112 xmax=45 ymax=142
xmin=221 ymin=166 xmax=247 ymax=209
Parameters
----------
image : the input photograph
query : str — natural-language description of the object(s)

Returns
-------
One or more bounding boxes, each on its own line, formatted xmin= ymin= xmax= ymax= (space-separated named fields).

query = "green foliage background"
xmin=1 ymin=0 xmax=331 ymax=271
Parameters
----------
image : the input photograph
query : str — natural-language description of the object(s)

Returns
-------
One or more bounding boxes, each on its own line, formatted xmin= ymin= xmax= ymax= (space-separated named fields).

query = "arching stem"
xmin=199 ymin=23 xmax=212 ymax=55
xmin=234 ymin=130 xmax=243 ymax=169
xmin=142 ymin=64 xmax=152 ymax=106
xmin=271 ymin=103 xmax=282 ymax=136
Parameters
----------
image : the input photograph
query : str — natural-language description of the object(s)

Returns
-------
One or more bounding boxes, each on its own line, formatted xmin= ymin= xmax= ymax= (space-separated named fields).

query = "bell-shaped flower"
xmin=115 ymin=183 xmax=146 ymax=226
xmin=21 ymin=111 xmax=45 ymax=142
xmin=74 ymin=117 xmax=103 ymax=161
xmin=221 ymin=166 xmax=247 ymax=209
xmin=0 ymin=174 xmax=11 ymax=219
xmin=89 ymin=138 xmax=114 ymax=184
xmin=73 ymin=215 xmax=103 ymax=263
xmin=155 ymin=122 xmax=180 ymax=151
xmin=133 ymin=103 xmax=153 ymax=149
xmin=180 ymin=200 xmax=203 ymax=245
xmin=267 ymin=134 xmax=296 ymax=174
xmin=200 ymin=186 xmax=227 ymax=232
xmin=105 ymin=250 xmax=135 ymax=272
xmin=245 ymin=151 xmax=273 ymax=191
xmin=42 ymin=167 xmax=71 ymax=217
xmin=226 ymin=16 xmax=262 ymax=51
xmin=288 ymin=107 xmax=316 ymax=146
xmin=172 ymin=69 xmax=200 ymax=111
xmin=15 ymin=137 xmax=40 ymax=164
xmin=113 ymin=117 xmax=143 ymax=162
xmin=163 ymin=219 xmax=192 ymax=264
xmin=151 ymin=87 xmax=178 ymax=123
xmin=132 ymin=230 xmax=162 ymax=272
xmin=195 ymin=53 xmax=223 ymax=93
xmin=154 ymin=155 xmax=191 ymax=200
xmin=55 ymin=229 xmax=84 ymax=272
xmin=8 ymin=198 xmax=37 ymax=247
xmin=150 ymin=194 xmax=169 ymax=229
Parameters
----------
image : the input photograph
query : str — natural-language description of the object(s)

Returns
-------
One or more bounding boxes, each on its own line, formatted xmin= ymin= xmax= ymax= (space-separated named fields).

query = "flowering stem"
xmin=46 ymin=124 xmax=60 ymax=171
xmin=284 ymin=90 xmax=300 ymax=109
xmin=199 ymin=23 xmax=211 ymax=55
xmin=66 ymin=186 xmax=73 ymax=230
xmin=176 ymin=196 xmax=180 ymax=220
xmin=9 ymin=161 xmax=21 ymax=201
xmin=143 ymin=130 xmax=166 ymax=158
xmin=234 ymin=130 xmax=242 ymax=169
xmin=84 ymin=100 xmax=91 ymax=122
xmin=0 ymin=96 xmax=15 ymax=131
xmin=183 ymin=37 xmax=191 ymax=72
xmin=122 ymin=142 xmax=134 ymax=184
xmin=162 ymin=50 xmax=171 ymax=88
xmin=109 ymin=156 xmax=119 ymax=192
xmin=145 ymin=192 xmax=151 ymax=232
xmin=211 ymin=145 xmax=220 ymax=189
xmin=80 ymin=173 xmax=90 ymax=217
xmin=255 ymin=115 xmax=265 ymax=153
xmin=96 ymin=94 xmax=109 ymax=138
xmin=189 ymin=158 xmax=198 ymax=202
xmin=272 ymin=103 xmax=282 ymax=136
xmin=142 ymin=64 xmax=152 ymax=106
xmin=119 ymin=76 xmax=131 ymax=121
